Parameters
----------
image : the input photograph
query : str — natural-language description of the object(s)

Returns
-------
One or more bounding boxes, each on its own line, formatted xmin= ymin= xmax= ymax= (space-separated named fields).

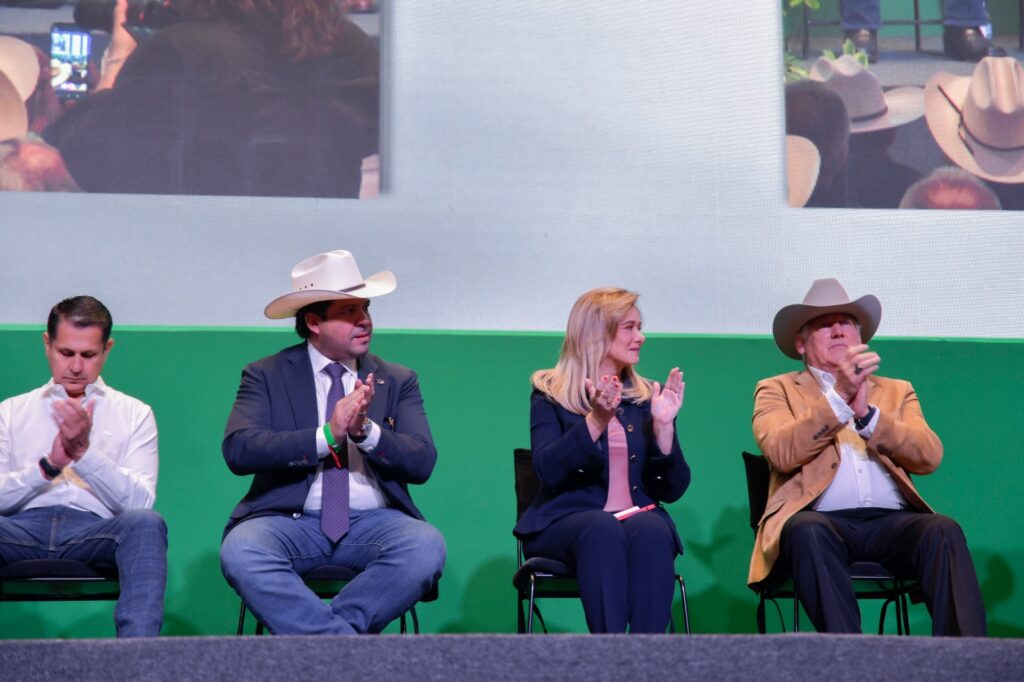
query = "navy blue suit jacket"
xmin=222 ymin=342 xmax=436 ymax=536
xmin=513 ymin=390 xmax=691 ymax=553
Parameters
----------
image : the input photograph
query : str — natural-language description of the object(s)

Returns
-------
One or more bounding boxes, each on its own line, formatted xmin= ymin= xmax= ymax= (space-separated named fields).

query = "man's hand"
xmin=52 ymin=398 xmax=94 ymax=460
xmin=834 ymin=343 xmax=880 ymax=407
xmin=347 ymin=372 xmax=375 ymax=438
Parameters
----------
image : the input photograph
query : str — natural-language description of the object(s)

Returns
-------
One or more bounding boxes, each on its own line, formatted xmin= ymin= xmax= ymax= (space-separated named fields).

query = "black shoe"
xmin=943 ymin=26 xmax=1005 ymax=62
xmin=844 ymin=29 xmax=878 ymax=62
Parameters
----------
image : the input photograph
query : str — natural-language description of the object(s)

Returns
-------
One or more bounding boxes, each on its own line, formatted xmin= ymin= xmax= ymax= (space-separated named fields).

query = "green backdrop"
xmin=0 ymin=327 xmax=1021 ymax=637
xmin=782 ymin=0 xmax=1021 ymax=38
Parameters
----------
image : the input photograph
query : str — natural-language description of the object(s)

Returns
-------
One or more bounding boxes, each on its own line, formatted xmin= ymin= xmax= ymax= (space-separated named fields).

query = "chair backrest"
xmin=513 ymin=448 xmax=539 ymax=522
xmin=741 ymin=451 xmax=770 ymax=535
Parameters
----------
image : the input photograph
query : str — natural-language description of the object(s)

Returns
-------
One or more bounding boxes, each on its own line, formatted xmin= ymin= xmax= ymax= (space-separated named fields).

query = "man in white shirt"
xmin=0 ymin=296 xmax=166 ymax=637
xmin=747 ymin=279 xmax=985 ymax=636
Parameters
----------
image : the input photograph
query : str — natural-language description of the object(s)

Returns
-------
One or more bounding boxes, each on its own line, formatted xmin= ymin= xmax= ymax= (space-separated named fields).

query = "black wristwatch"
xmin=350 ymin=418 xmax=372 ymax=444
xmin=39 ymin=456 xmax=64 ymax=479
xmin=854 ymin=405 xmax=877 ymax=431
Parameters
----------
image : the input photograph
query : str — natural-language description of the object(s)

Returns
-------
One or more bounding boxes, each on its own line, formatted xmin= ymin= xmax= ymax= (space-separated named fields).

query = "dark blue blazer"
xmin=513 ymin=389 xmax=691 ymax=553
xmin=222 ymin=342 xmax=436 ymax=536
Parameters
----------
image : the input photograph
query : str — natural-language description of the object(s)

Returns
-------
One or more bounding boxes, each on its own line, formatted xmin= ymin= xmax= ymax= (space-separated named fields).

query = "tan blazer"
xmin=747 ymin=370 xmax=942 ymax=586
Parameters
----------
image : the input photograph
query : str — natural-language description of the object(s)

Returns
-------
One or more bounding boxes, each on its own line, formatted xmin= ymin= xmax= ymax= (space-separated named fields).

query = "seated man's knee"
xmin=781 ymin=511 xmax=834 ymax=549
xmin=120 ymin=509 xmax=168 ymax=543
xmin=920 ymin=514 xmax=968 ymax=547
xmin=412 ymin=523 xmax=447 ymax=578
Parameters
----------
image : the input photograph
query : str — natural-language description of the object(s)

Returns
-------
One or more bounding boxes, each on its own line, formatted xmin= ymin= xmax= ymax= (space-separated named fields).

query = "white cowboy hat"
xmin=925 ymin=57 xmax=1024 ymax=184
xmin=0 ymin=36 xmax=41 ymax=102
xmin=809 ymin=55 xmax=924 ymax=134
xmin=0 ymin=71 xmax=28 ymax=142
xmin=786 ymin=135 xmax=820 ymax=207
xmin=264 ymin=250 xmax=396 ymax=319
xmin=772 ymin=278 xmax=882 ymax=360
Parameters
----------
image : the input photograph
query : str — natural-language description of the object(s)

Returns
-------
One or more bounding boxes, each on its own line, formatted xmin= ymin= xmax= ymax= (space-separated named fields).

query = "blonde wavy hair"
xmin=532 ymin=287 xmax=652 ymax=415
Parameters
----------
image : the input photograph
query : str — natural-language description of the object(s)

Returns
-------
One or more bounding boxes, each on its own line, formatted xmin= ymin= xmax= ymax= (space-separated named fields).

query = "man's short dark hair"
xmin=294 ymin=300 xmax=332 ymax=339
xmin=47 ymin=296 xmax=113 ymax=343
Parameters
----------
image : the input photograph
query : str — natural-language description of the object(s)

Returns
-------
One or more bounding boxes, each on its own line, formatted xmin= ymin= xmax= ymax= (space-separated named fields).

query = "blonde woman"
xmin=513 ymin=287 xmax=691 ymax=633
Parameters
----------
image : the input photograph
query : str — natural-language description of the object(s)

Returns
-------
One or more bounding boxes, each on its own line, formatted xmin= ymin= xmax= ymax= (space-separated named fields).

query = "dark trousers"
xmin=842 ymin=0 xmax=989 ymax=30
xmin=780 ymin=508 xmax=986 ymax=636
xmin=523 ymin=509 xmax=676 ymax=633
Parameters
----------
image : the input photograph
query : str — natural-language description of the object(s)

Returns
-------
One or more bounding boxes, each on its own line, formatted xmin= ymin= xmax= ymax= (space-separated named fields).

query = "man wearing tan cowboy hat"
xmin=748 ymin=278 xmax=986 ymax=636
xmin=807 ymin=55 xmax=924 ymax=208
xmin=220 ymin=249 xmax=445 ymax=635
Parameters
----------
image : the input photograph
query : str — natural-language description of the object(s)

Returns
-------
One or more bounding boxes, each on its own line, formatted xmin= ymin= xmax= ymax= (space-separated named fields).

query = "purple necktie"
xmin=321 ymin=363 xmax=349 ymax=542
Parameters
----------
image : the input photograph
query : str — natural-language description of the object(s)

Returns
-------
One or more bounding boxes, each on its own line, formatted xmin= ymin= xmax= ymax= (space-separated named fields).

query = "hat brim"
xmin=264 ymin=270 xmax=396 ymax=319
xmin=772 ymin=295 xmax=882 ymax=360
xmin=787 ymin=135 xmax=820 ymax=208
xmin=0 ymin=71 xmax=28 ymax=142
xmin=0 ymin=36 xmax=41 ymax=102
xmin=850 ymin=86 xmax=925 ymax=134
xmin=925 ymin=71 xmax=1024 ymax=183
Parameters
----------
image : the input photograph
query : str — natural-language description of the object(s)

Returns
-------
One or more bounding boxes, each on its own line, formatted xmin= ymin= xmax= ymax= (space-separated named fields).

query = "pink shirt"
xmin=603 ymin=417 xmax=633 ymax=512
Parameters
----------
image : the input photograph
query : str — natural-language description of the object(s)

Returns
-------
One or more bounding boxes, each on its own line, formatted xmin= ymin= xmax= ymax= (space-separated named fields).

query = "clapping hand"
xmin=651 ymin=367 xmax=684 ymax=425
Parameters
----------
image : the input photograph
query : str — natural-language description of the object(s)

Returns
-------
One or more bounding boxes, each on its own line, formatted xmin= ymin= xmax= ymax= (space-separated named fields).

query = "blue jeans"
xmin=220 ymin=508 xmax=446 ymax=634
xmin=0 ymin=506 xmax=168 ymax=637
xmin=842 ymin=0 xmax=989 ymax=30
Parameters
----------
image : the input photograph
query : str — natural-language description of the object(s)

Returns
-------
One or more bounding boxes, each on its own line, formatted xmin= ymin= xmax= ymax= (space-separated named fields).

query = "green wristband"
xmin=323 ymin=423 xmax=340 ymax=452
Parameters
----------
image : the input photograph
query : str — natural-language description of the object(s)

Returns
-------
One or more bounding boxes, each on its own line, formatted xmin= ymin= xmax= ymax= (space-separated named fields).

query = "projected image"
xmin=1 ymin=0 xmax=381 ymax=199
xmin=782 ymin=0 xmax=1024 ymax=211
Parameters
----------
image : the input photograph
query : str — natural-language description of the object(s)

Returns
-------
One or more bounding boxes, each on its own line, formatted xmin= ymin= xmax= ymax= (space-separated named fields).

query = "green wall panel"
xmin=0 ymin=328 xmax=1021 ymax=637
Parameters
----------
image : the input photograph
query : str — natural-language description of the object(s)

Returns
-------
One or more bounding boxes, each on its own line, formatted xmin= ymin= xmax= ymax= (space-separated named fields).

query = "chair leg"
xmin=900 ymin=591 xmax=911 ymax=635
xmin=410 ymin=605 xmax=420 ymax=634
xmin=792 ymin=595 xmax=800 ymax=633
xmin=675 ymin=575 xmax=691 ymax=635
xmin=757 ymin=594 xmax=767 ymax=634
xmin=400 ymin=612 xmax=407 ymax=634
xmin=237 ymin=602 xmax=247 ymax=636
xmin=526 ymin=576 xmax=537 ymax=634
xmin=517 ymin=594 xmax=527 ymax=634
xmin=913 ymin=0 xmax=922 ymax=52
xmin=802 ymin=3 xmax=811 ymax=59
xmin=879 ymin=597 xmax=892 ymax=635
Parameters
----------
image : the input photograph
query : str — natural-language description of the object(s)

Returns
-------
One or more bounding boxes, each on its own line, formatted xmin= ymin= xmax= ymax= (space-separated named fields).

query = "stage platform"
xmin=1 ymin=634 xmax=1021 ymax=681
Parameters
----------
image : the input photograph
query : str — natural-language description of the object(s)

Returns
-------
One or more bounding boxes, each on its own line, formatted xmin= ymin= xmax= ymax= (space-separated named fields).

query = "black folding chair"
xmin=742 ymin=451 xmax=917 ymax=634
xmin=237 ymin=564 xmax=437 ymax=635
xmin=513 ymin=447 xmax=690 ymax=634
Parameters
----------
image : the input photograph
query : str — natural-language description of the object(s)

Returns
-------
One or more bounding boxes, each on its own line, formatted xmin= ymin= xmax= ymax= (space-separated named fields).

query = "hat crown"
xmin=801 ymin=278 xmax=853 ymax=307
xmin=810 ymin=55 xmax=886 ymax=121
xmin=290 ymin=250 xmax=364 ymax=293
xmin=962 ymin=57 xmax=1024 ymax=150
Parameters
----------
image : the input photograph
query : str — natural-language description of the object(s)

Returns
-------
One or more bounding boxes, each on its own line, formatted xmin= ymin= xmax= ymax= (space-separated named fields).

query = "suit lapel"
xmin=285 ymin=343 xmax=319 ymax=429
xmin=357 ymin=354 xmax=388 ymax=423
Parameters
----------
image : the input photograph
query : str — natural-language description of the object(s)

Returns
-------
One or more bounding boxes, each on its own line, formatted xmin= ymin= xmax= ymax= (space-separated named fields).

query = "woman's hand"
xmin=651 ymin=367 xmax=684 ymax=425
xmin=651 ymin=367 xmax=684 ymax=454
xmin=585 ymin=374 xmax=621 ymax=441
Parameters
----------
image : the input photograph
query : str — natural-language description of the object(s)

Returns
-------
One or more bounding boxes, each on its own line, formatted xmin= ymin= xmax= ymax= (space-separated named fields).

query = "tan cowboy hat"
xmin=809 ymin=55 xmax=924 ymax=134
xmin=0 ymin=71 xmax=28 ymax=142
xmin=925 ymin=57 xmax=1024 ymax=184
xmin=264 ymin=250 xmax=396 ymax=319
xmin=786 ymin=135 xmax=820 ymax=207
xmin=0 ymin=36 xmax=40 ymax=102
xmin=772 ymin=278 xmax=881 ymax=359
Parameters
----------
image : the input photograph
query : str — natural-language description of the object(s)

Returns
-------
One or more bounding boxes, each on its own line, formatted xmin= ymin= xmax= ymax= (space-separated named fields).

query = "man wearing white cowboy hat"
xmin=748 ymin=278 xmax=986 ymax=636
xmin=926 ymin=57 xmax=1024 ymax=187
xmin=220 ymin=249 xmax=445 ymax=635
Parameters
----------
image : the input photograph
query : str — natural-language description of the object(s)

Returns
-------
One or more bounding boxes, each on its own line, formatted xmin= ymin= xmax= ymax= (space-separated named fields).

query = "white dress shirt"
xmin=807 ymin=366 xmax=905 ymax=512
xmin=0 ymin=378 xmax=158 ymax=518
xmin=303 ymin=343 xmax=388 ymax=513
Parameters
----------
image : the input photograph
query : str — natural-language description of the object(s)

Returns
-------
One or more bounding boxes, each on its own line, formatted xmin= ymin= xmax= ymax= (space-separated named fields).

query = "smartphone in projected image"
xmin=50 ymin=23 xmax=92 ymax=101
